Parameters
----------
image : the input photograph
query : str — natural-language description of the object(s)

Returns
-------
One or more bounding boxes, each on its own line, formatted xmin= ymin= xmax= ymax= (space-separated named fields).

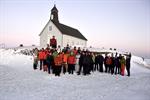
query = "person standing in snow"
xmin=46 ymin=51 xmax=54 ymax=74
xmin=62 ymin=51 xmax=69 ymax=74
xmin=106 ymin=55 xmax=112 ymax=73
xmin=126 ymin=53 xmax=131 ymax=76
xmin=114 ymin=53 xmax=120 ymax=74
xmin=77 ymin=51 xmax=85 ymax=75
xmin=95 ymin=54 xmax=99 ymax=71
xmin=68 ymin=51 xmax=76 ymax=74
xmin=104 ymin=54 xmax=109 ymax=73
xmin=43 ymin=49 xmax=48 ymax=72
xmin=110 ymin=53 xmax=115 ymax=75
xmin=120 ymin=55 xmax=126 ymax=76
xmin=38 ymin=48 xmax=45 ymax=70
xmin=98 ymin=54 xmax=104 ymax=72
xmin=54 ymin=53 xmax=63 ymax=76
xmin=91 ymin=52 xmax=95 ymax=72
xmin=33 ymin=48 xmax=38 ymax=70
xmin=82 ymin=51 xmax=92 ymax=75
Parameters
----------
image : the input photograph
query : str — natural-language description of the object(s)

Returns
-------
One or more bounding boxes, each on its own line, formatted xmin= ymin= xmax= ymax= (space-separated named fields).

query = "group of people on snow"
xmin=33 ymin=36 xmax=131 ymax=76
xmin=33 ymin=46 xmax=131 ymax=77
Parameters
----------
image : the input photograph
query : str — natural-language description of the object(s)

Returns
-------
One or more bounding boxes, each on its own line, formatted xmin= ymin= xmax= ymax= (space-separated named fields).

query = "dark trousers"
xmin=108 ymin=65 xmax=111 ymax=73
xmin=68 ymin=64 xmax=75 ymax=74
xmin=90 ymin=63 xmax=94 ymax=72
xmin=47 ymin=64 xmax=52 ymax=74
xmin=94 ymin=63 xmax=99 ymax=71
xmin=39 ymin=59 xmax=44 ymax=70
xmin=54 ymin=66 xmax=62 ymax=76
xmin=115 ymin=65 xmax=120 ymax=74
xmin=83 ymin=64 xmax=90 ymax=75
xmin=33 ymin=63 xmax=37 ymax=70
xmin=105 ymin=64 xmax=108 ymax=73
xmin=62 ymin=64 xmax=67 ymax=74
xmin=52 ymin=45 xmax=57 ymax=49
xmin=78 ymin=64 xmax=83 ymax=75
xmin=99 ymin=63 xmax=103 ymax=72
xmin=126 ymin=66 xmax=130 ymax=76
xmin=111 ymin=66 xmax=114 ymax=75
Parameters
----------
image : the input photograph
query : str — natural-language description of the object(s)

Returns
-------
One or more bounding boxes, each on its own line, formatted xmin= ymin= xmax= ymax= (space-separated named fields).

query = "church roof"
xmin=51 ymin=4 xmax=58 ymax=12
xmin=52 ymin=21 xmax=87 ymax=41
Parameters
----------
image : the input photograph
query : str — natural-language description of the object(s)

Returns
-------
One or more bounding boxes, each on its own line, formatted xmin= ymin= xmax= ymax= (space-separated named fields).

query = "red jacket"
xmin=54 ymin=55 xmax=62 ymax=66
xmin=38 ymin=51 xmax=44 ymax=60
xmin=68 ymin=55 xmax=76 ymax=64
xmin=106 ymin=57 xmax=112 ymax=65
xmin=50 ymin=38 xmax=57 ymax=46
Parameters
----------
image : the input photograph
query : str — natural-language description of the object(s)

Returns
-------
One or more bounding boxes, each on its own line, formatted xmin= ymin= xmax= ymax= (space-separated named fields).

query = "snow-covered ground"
xmin=0 ymin=49 xmax=150 ymax=100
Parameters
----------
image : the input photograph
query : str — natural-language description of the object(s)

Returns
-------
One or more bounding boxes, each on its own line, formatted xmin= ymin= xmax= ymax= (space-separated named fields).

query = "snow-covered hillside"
xmin=0 ymin=49 xmax=150 ymax=100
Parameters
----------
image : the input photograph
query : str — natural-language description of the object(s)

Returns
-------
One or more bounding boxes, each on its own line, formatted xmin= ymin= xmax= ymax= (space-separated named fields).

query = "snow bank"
xmin=132 ymin=56 xmax=150 ymax=68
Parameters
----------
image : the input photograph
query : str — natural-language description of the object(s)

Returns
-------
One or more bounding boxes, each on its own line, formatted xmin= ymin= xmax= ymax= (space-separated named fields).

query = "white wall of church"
xmin=62 ymin=34 xmax=87 ymax=47
xmin=40 ymin=20 xmax=63 ymax=48
xmin=49 ymin=22 xmax=63 ymax=47
xmin=40 ymin=24 xmax=48 ymax=48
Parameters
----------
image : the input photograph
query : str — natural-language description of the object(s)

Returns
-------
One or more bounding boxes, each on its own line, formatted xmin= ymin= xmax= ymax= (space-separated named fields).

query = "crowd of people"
xmin=32 ymin=44 xmax=132 ymax=77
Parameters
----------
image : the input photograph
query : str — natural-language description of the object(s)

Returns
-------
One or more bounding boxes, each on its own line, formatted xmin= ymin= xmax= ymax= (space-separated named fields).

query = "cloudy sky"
xmin=0 ymin=0 xmax=150 ymax=58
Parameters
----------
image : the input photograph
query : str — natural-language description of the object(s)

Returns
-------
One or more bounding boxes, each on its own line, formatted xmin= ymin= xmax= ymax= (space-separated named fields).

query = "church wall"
xmin=49 ymin=22 xmax=63 ymax=47
xmin=40 ymin=23 xmax=49 ymax=48
xmin=62 ymin=34 xmax=87 ymax=48
xmin=40 ymin=21 xmax=63 ymax=48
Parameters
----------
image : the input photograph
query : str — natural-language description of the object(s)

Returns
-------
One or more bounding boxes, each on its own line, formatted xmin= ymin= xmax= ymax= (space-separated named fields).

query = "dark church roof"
xmin=52 ymin=21 xmax=87 ymax=41
xmin=51 ymin=5 xmax=58 ymax=12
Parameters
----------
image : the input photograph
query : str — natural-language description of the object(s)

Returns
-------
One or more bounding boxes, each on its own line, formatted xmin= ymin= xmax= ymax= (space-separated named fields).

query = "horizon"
xmin=0 ymin=0 xmax=150 ymax=58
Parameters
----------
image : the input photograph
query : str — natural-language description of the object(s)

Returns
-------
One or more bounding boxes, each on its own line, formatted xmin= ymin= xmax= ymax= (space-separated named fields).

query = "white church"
xmin=39 ymin=5 xmax=87 ymax=48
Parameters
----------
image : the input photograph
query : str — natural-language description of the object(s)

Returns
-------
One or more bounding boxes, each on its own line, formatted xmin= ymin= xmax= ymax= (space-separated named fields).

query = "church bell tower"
xmin=50 ymin=4 xmax=59 ymax=23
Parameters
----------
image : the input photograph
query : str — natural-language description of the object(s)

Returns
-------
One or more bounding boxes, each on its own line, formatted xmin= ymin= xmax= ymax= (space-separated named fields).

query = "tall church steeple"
xmin=50 ymin=4 xmax=59 ymax=23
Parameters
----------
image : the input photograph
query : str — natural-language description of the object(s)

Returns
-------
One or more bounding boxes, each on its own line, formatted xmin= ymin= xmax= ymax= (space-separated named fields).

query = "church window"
xmin=49 ymin=26 xmax=52 ymax=31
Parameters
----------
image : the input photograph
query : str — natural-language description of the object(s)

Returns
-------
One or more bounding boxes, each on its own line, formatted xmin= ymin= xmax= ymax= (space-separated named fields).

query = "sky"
xmin=0 ymin=0 xmax=150 ymax=58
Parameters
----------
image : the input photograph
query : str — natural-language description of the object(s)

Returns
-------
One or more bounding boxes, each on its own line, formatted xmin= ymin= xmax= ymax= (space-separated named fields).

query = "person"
xmin=54 ymin=53 xmax=62 ymax=76
xmin=73 ymin=46 xmax=77 ymax=55
xmin=77 ymin=51 xmax=85 ymax=75
xmin=88 ymin=52 xmax=94 ymax=73
xmin=33 ymin=48 xmax=38 ymax=70
xmin=75 ymin=52 xmax=80 ymax=72
xmin=57 ymin=45 xmax=61 ymax=53
xmin=62 ymin=51 xmax=68 ymax=74
xmin=120 ymin=56 xmax=126 ymax=76
xmin=104 ymin=54 xmax=108 ymax=73
xmin=46 ymin=51 xmax=54 ymax=74
xmin=126 ymin=53 xmax=131 ymax=76
xmin=94 ymin=54 xmax=99 ymax=71
xmin=43 ymin=49 xmax=48 ymax=72
xmin=110 ymin=53 xmax=115 ymax=75
xmin=82 ymin=51 xmax=92 ymax=75
xmin=77 ymin=47 xmax=81 ymax=54
xmin=114 ymin=53 xmax=120 ymax=74
xmin=38 ymin=48 xmax=45 ymax=70
xmin=68 ymin=51 xmax=76 ymax=74
xmin=98 ymin=54 xmax=104 ymax=72
xmin=106 ymin=55 xmax=112 ymax=73
xmin=91 ymin=53 xmax=95 ymax=72
xmin=50 ymin=36 xmax=57 ymax=48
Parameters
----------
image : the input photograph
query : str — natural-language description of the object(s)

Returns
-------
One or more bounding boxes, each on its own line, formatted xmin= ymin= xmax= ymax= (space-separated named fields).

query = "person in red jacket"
xmin=54 ymin=53 xmax=63 ymax=76
xmin=38 ymin=48 xmax=45 ymax=70
xmin=50 ymin=36 xmax=57 ymax=49
xmin=43 ymin=49 xmax=48 ymax=72
xmin=68 ymin=51 xmax=76 ymax=74
xmin=73 ymin=46 xmax=77 ymax=56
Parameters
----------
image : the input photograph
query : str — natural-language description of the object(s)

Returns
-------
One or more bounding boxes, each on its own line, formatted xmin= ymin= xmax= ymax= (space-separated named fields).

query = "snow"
xmin=0 ymin=49 xmax=150 ymax=100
